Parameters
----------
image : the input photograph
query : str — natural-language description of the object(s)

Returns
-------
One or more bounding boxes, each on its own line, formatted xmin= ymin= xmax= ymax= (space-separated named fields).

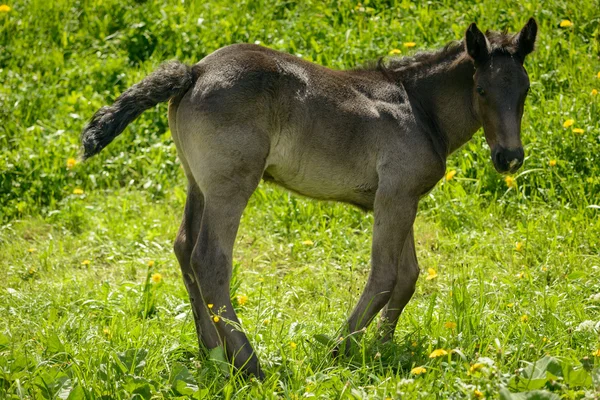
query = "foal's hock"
xmin=81 ymin=19 xmax=537 ymax=377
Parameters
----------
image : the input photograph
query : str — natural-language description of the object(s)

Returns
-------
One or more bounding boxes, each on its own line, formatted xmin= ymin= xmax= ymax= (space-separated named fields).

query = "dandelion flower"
xmin=66 ymin=157 xmax=77 ymax=169
xmin=428 ymin=348 xmax=448 ymax=358
xmin=444 ymin=321 xmax=457 ymax=329
xmin=0 ymin=5 xmax=10 ymax=12
xmin=474 ymin=389 xmax=484 ymax=398
xmin=425 ymin=268 xmax=438 ymax=280
xmin=207 ymin=303 xmax=214 ymax=309
xmin=573 ymin=128 xmax=584 ymax=134
xmin=563 ymin=119 xmax=574 ymax=128
xmin=28 ymin=268 xmax=35 ymax=275
xmin=592 ymin=89 xmax=598 ymax=96
xmin=549 ymin=159 xmax=557 ymax=167
xmin=151 ymin=273 xmax=162 ymax=283
xmin=263 ymin=318 xmax=270 ymax=325
xmin=505 ymin=176 xmax=516 ymax=188
xmin=73 ymin=188 xmax=84 ymax=194
xmin=213 ymin=315 xmax=220 ymax=323
xmin=520 ymin=314 xmax=529 ymax=323
xmin=411 ymin=366 xmax=427 ymax=375
xmin=515 ymin=242 xmax=523 ymax=252
xmin=597 ymin=71 xmax=600 ymax=79
xmin=237 ymin=294 xmax=248 ymax=306
xmin=103 ymin=327 xmax=110 ymax=336
xmin=388 ymin=49 xmax=401 ymax=55
xmin=542 ymin=337 xmax=548 ymax=343
xmin=559 ymin=20 xmax=573 ymax=28
xmin=290 ymin=341 xmax=297 ymax=349
xmin=470 ymin=363 xmax=484 ymax=373
xmin=81 ymin=259 xmax=90 ymax=266
xmin=147 ymin=260 xmax=155 ymax=267
xmin=507 ymin=303 xmax=514 ymax=308
xmin=403 ymin=42 xmax=416 ymax=48
xmin=28 ymin=248 xmax=36 ymax=253
xmin=592 ymin=349 xmax=600 ymax=357
xmin=302 ymin=240 xmax=314 ymax=246
xmin=445 ymin=170 xmax=457 ymax=181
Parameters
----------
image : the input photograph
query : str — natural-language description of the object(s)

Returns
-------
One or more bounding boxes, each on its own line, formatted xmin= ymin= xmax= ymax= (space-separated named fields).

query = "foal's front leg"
xmin=343 ymin=185 xmax=418 ymax=348
xmin=377 ymin=227 xmax=419 ymax=343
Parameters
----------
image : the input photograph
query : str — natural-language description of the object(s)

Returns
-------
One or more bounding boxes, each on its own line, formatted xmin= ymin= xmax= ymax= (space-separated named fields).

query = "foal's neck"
xmin=401 ymin=56 xmax=481 ymax=157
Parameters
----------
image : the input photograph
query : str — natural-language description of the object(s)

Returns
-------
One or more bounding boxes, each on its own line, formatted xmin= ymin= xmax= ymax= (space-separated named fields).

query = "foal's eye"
xmin=476 ymin=86 xmax=486 ymax=96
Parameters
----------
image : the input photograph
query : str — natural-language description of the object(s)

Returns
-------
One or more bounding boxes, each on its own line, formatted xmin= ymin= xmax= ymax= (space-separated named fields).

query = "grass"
xmin=1 ymin=0 xmax=599 ymax=398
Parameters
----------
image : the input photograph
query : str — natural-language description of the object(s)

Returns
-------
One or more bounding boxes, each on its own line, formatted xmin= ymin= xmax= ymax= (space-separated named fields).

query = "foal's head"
xmin=465 ymin=18 xmax=537 ymax=174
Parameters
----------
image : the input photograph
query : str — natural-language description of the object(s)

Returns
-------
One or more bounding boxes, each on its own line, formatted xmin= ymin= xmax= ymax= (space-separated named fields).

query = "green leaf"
xmin=500 ymin=387 xmax=560 ymax=400
xmin=170 ymin=363 xmax=198 ymax=396
xmin=116 ymin=348 xmax=148 ymax=375
xmin=208 ymin=346 xmax=230 ymax=376
xmin=46 ymin=332 xmax=65 ymax=355
xmin=0 ymin=333 xmax=9 ymax=350
xmin=313 ymin=334 xmax=336 ymax=347
xmin=563 ymin=366 xmax=591 ymax=387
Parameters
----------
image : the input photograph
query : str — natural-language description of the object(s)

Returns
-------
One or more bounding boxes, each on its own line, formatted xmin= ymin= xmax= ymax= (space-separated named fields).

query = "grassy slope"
xmin=1 ymin=0 xmax=599 ymax=398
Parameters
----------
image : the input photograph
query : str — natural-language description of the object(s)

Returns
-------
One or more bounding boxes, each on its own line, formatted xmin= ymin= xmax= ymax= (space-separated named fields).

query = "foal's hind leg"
xmin=377 ymin=227 xmax=419 ymax=343
xmin=181 ymin=123 xmax=269 ymax=378
xmin=173 ymin=182 xmax=222 ymax=351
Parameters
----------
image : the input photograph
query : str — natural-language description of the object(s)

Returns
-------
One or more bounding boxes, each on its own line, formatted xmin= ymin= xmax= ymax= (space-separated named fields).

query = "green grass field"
xmin=1 ymin=0 xmax=599 ymax=398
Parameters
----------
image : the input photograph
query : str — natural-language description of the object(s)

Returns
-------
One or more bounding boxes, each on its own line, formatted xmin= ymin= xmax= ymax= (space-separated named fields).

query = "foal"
xmin=81 ymin=19 xmax=537 ymax=377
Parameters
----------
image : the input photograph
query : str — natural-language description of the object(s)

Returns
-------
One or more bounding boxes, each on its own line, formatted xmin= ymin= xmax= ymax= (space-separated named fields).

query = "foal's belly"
xmin=263 ymin=139 xmax=378 ymax=210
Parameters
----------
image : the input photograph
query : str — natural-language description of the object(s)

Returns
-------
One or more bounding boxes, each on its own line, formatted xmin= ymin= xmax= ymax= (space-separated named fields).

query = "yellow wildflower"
xmin=411 ymin=341 xmax=417 ymax=347
xmin=563 ymin=119 xmax=574 ymax=128
xmin=428 ymin=348 xmax=448 ymax=358
xmin=445 ymin=170 xmax=457 ymax=181
xmin=520 ymin=314 xmax=529 ymax=323
xmin=388 ymin=49 xmax=401 ymax=55
xmin=147 ymin=260 xmax=155 ymax=267
xmin=549 ymin=159 xmax=557 ymax=167
xmin=542 ymin=337 xmax=548 ymax=343
xmin=444 ymin=321 xmax=457 ymax=329
xmin=263 ymin=318 xmax=270 ymax=325
xmin=237 ymin=294 xmax=248 ymax=306
xmin=425 ymin=268 xmax=438 ymax=280
xmin=597 ymin=71 xmax=600 ymax=79
xmin=0 ymin=5 xmax=10 ymax=12
xmin=474 ymin=389 xmax=484 ymax=398
xmin=592 ymin=349 xmax=600 ymax=357
xmin=403 ymin=42 xmax=416 ymax=48
xmin=592 ymin=89 xmax=598 ymax=96
xmin=302 ymin=240 xmax=314 ymax=246
xmin=73 ymin=188 xmax=84 ymax=194
xmin=28 ymin=268 xmax=35 ymax=275
xmin=505 ymin=176 xmax=516 ymax=188
xmin=507 ymin=303 xmax=514 ymax=308
xmin=213 ymin=315 xmax=220 ymax=323
xmin=103 ymin=327 xmax=111 ymax=337
xmin=470 ymin=363 xmax=484 ymax=373
xmin=81 ymin=259 xmax=90 ymax=266
xmin=208 ymin=303 xmax=214 ymax=309
xmin=515 ymin=242 xmax=523 ymax=252
xmin=559 ymin=20 xmax=573 ymax=28
xmin=573 ymin=128 xmax=584 ymax=134
xmin=66 ymin=157 xmax=77 ymax=169
xmin=290 ymin=341 xmax=297 ymax=349
xmin=28 ymin=248 xmax=36 ymax=253
xmin=151 ymin=273 xmax=162 ymax=283
xmin=410 ymin=366 xmax=427 ymax=375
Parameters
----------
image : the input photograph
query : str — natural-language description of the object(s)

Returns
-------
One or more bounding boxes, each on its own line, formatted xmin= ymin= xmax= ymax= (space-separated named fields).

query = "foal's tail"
xmin=80 ymin=60 xmax=196 ymax=160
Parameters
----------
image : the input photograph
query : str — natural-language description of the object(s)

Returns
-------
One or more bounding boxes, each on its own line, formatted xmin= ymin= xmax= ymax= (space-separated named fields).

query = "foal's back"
xmin=176 ymin=44 xmax=414 ymax=208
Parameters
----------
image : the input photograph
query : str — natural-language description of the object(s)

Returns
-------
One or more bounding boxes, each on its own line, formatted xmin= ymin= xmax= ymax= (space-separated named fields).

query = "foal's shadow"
xmin=310 ymin=331 xmax=428 ymax=375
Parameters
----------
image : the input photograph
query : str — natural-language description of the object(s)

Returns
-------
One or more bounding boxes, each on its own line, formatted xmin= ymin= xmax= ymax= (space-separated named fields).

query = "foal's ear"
xmin=465 ymin=23 xmax=490 ymax=65
xmin=514 ymin=17 xmax=537 ymax=62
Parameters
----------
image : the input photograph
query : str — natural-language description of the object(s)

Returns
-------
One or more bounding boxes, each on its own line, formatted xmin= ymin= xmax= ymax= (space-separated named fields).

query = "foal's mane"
xmin=358 ymin=30 xmax=520 ymax=81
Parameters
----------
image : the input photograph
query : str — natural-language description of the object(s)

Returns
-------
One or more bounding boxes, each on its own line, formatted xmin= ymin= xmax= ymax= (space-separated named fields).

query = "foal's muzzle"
xmin=492 ymin=146 xmax=524 ymax=174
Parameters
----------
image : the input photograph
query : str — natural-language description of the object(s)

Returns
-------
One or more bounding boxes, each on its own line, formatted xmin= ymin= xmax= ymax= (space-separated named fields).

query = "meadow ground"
xmin=1 ymin=0 xmax=599 ymax=398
